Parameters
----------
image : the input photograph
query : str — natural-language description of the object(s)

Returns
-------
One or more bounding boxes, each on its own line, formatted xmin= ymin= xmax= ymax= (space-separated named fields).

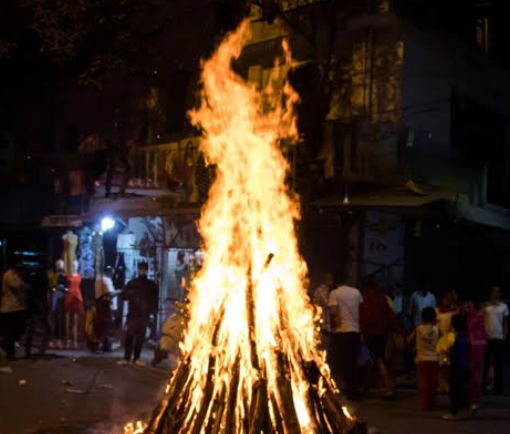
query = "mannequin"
xmin=62 ymin=230 xmax=78 ymax=276
xmin=65 ymin=260 xmax=84 ymax=349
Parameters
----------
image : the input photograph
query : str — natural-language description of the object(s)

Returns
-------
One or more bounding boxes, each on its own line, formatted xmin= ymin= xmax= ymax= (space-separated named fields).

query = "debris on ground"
xmin=0 ymin=366 xmax=13 ymax=374
xmin=61 ymin=379 xmax=73 ymax=386
xmin=18 ymin=379 xmax=27 ymax=386
xmin=65 ymin=388 xmax=86 ymax=394
xmin=96 ymin=383 xmax=113 ymax=390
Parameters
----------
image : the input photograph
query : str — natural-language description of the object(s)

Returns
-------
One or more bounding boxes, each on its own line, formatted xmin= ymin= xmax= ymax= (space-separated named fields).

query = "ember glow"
xmin=141 ymin=19 xmax=359 ymax=434
xmin=123 ymin=421 xmax=146 ymax=434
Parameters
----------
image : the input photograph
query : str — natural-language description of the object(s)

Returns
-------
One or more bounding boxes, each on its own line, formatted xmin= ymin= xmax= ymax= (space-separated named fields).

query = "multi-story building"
xmin=240 ymin=0 xmax=510 ymax=297
xmin=15 ymin=1 xmax=510 ymax=299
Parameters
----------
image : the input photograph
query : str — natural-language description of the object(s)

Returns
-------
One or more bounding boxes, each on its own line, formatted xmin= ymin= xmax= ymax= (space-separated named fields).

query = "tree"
xmin=0 ymin=0 xmax=250 ymax=200
xmin=1 ymin=1 xmax=249 ymax=145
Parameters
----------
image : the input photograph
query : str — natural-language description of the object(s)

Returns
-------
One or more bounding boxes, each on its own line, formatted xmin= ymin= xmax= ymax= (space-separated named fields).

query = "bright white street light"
xmin=101 ymin=216 xmax=116 ymax=232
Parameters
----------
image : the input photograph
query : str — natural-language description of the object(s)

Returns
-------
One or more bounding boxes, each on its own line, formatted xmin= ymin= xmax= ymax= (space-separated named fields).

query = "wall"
xmin=400 ymin=18 xmax=510 ymax=202
xmin=362 ymin=210 xmax=404 ymax=288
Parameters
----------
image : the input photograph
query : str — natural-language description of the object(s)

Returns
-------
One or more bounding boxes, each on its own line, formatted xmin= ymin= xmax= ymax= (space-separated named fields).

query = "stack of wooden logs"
xmin=144 ymin=254 xmax=366 ymax=433
xmin=144 ymin=353 xmax=366 ymax=434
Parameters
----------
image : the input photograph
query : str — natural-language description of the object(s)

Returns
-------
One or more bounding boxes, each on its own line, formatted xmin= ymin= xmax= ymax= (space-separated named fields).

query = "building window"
xmin=476 ymin=16 xmax=491 ymax=52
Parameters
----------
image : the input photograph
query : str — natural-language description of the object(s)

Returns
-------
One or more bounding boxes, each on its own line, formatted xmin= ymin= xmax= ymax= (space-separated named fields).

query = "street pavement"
xmin=1 ymin=350 xmax=510 ymax=434
xmin=0 ymin=349 xmax=170 ymax=434
xmin=352 ymin=385 xmax=510 ymax=434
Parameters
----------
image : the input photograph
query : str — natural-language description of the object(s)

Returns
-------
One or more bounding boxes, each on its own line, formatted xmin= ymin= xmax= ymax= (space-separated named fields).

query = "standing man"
xmin=408 ymin=280 xmax=436 ymax=329
xmin=328 ymin=272 xmax=363 ymax=400
xmin=25 ymin=263 xmax=52 ymax=358
xmin=121 ymin=262 xmax=159 ymax=366
xmin=174 ymin=251 xmax=188 ymax=301
xmin=0 ymin=263 xmax=27 ymax=360
xmin=94 ymin=266 xmax=118 ymax=352
xmin=360 ymin=283 xmax=396 ymax=399
xmin=312 ymin=272 xmax=334 ymax=351
xmin=483 ymin=286 xmax=508 ymax=395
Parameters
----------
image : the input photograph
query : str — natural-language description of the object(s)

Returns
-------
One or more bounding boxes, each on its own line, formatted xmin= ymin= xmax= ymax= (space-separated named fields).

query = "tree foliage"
xmin=23 ymin=0 xmax=248 ymax=88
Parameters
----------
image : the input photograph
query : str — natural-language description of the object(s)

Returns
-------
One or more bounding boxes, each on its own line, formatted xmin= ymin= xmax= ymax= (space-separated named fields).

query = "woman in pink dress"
xmin=464 ymin=301 xmax=488 ymax=413
xmin=65 ymin=270 xmax=84 ymax=349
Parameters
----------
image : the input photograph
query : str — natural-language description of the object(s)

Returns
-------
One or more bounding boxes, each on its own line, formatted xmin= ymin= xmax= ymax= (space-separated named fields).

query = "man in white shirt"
xmin=95 ymin=267 xmax=117 ymax=310
xmin=328 ymin=276 xmax=363 ymax=400
xmin=483 ymin=286 xmax=508 ymax=395
xmin=408 ymin=282 xmax=436 ymax=329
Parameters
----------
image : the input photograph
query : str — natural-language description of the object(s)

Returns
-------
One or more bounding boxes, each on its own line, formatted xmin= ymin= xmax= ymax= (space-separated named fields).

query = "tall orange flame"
xmin=147 ymin=19 xmax=357 ymax=434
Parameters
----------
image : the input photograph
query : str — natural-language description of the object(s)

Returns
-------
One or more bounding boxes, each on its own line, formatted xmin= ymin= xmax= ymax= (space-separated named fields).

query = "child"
xmin=151 ymin=298 xmax=185 ymax=368
xmin=442 ymin=314 xmax=470 ymax=420
xmin=408 ymin=307 xmax=440 ymax=410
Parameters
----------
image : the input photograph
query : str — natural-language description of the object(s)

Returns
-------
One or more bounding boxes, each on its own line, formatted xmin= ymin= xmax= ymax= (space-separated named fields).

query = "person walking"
xmin=25 ymin=264 xmax=52 ymax=358
xmin=442 ymin=314 xmax=470 ymax=420
xmin=483 ymin=286 xmax=508 ymax=395
xmin=328 ymin=273 xmax=363 ymax=400
xmin=360 ymin=283 xmax=396 ymax=399
xmin=464 ymin=301 xmax=487 ymax=413
xmin=408 ymin=307 xmax=440 ymax=411
xmin=0 ymin=263 xmax=27 ymax=360
xmin=120 ymin=262 xmax=159 ymax=366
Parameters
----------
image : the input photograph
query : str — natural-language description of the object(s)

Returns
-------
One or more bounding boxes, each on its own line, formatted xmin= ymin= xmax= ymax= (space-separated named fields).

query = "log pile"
xmin=145 ymin=354 xmax=366 ymax=434
xmin=144 ymin=254 xmax=366 ymax=434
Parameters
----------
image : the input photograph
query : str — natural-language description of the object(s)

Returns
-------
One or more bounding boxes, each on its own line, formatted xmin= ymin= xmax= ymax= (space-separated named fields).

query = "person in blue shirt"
xmin=443 ymin=314 xmax=469 ymax=420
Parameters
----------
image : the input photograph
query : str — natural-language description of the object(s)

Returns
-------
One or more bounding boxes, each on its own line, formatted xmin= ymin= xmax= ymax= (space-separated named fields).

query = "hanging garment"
xmin=114 ymin=253 xmax=127 ymax=289
xmin=93 ymin=231 xmax=105 ymax=277
xmin=78 ymin=227 xmax=94 ymax=279
xmin=116 ymin=232 xmax=137 ymax=282
xmin=65 ymin=275 xmax=84 ymax=315
xmin=62 ymin=232 xmax=78 ymax=276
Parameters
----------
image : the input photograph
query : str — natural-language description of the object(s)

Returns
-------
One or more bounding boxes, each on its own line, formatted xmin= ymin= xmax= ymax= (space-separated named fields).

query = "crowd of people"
xmin=2 ymin=255 xmax=509 ymax=419
xmin=0 ymin=259 xmax=183 ymax=367
xmin=313 ymin=273 xmax=509 ymax=419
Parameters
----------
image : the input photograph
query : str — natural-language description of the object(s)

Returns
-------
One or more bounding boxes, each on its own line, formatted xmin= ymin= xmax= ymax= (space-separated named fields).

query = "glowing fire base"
xmin=146 ymin=354 xmax=365 ymax=433
xmin=142 ymin=20 xmax=366 ymax=434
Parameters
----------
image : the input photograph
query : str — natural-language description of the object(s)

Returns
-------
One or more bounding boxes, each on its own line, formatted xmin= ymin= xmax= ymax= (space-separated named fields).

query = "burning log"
xmin=248 ymin=379 xmax=269 ymax=434
xmin=224 ymin=356 xmax=241 ymax=434
xmin=140 ymin=19 xmax=367 ymax=434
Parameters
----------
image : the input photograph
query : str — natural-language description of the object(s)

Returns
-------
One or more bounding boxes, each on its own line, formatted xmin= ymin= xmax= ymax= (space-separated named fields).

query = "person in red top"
xmin=463 ymin=301 xmax=488 ymax=413
xmin=360 ymin=282 xmax=396 ymax=398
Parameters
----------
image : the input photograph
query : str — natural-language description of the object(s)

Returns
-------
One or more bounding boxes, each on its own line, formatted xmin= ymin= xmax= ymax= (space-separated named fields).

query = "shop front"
xmin=41 ymin=206 xmax=201 ymax=332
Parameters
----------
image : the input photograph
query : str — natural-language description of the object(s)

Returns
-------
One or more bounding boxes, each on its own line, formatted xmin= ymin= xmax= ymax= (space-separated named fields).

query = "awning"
xmin=40 ymin=215 xmax=83 ymax=227
xmin=87 ymin=194 xmax=200 ymax=219
xmin=310 ymin=184 xmax=454 ymax=208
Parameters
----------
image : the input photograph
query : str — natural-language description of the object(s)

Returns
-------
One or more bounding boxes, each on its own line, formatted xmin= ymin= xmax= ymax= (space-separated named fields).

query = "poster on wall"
xmin=362 ymin=210 xmax=404 ymax=287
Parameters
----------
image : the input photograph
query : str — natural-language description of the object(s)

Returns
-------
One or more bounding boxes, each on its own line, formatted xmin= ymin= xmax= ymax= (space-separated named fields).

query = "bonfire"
xmin=136 ymin=19 xmax=365 ymax=434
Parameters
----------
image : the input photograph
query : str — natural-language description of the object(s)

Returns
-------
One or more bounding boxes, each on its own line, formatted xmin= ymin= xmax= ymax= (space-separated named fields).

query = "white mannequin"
xmin=62 ymin=230 xmax=78 ymax=276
